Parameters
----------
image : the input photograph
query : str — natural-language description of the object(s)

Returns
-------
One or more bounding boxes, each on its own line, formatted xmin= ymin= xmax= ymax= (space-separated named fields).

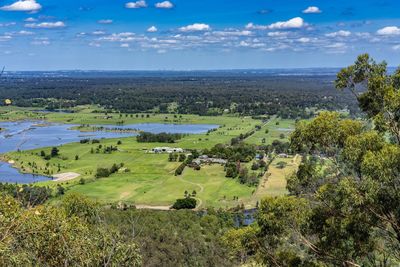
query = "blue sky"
xmin=0 ymin=0 xmax=400 ymax=70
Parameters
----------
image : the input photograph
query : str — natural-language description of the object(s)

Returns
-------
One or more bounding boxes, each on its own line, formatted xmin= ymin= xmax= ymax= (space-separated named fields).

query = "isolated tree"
xmin=51 ymin=147 xmax=59 ymax=157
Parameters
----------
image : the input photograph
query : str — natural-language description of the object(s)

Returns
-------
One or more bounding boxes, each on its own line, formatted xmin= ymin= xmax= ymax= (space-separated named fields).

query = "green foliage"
xmin=204 ymin=143 xmax=256 ymax=162
xmin=227 ymin=55 xmax=400 ymax=266
xmin=137 ymin=132 xmax=183 ymax=143
xmin=0 ymin=183 xmax=51 ymax=207
xmin=171 ymin=197 xmax=197 ymax=209
xmin=0 ymin=194 xmax=142 ymax=266
xmin=103 ymin=208 xmax=236 ymax=266
xmin=50 ymin=147 xmax=59 ymax=157
xmin=174 ymin=163 xmax=186 ymax=176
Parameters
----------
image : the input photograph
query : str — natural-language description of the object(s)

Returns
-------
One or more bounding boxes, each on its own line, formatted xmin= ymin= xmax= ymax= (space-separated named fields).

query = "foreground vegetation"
xmin=223 ymin=54 xmax=400 ymax=266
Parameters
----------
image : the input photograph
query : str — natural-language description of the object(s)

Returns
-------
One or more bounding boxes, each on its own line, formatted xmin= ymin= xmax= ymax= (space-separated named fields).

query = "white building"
xmin=151 ymin=147 xmax=184 ymax=154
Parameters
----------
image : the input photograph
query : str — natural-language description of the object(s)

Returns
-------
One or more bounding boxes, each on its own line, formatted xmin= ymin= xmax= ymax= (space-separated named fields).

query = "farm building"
xmin=151 ymin=147 xmax=184 ymax=153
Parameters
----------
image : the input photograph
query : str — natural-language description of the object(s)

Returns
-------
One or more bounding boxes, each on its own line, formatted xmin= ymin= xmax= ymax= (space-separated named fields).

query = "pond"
xmin=0 ymin=121 xmax=218 ymax=183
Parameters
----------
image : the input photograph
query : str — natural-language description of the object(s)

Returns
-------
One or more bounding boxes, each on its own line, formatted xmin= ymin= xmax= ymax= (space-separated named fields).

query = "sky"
xmin=0 ymin=0 xmax=400 ymax=70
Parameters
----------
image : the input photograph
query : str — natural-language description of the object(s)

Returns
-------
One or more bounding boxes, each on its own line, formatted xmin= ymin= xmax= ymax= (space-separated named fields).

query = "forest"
xmin=0 ymin=74 xmax=358 ymax=118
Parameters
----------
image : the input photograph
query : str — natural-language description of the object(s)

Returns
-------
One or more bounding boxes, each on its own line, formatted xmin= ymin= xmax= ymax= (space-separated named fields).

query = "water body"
xmin=0 ymin=121 xmax=218 ymax=183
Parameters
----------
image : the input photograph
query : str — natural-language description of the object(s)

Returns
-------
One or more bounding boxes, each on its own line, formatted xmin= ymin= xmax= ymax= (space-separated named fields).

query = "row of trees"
xmin=136 ymin=132 xmax=184 ymax=143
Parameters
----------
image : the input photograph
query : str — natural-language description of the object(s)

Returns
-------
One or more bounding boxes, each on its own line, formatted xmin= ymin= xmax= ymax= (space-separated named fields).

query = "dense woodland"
xmin=0 ymin=75 xmax=358 ymax=117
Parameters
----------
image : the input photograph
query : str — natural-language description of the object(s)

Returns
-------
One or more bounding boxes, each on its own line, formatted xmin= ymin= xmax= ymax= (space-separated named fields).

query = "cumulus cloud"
xmin=377 ymin=26 xmax=400 ymax=36
xmin=268 ymin=17 xmax=305 ymax=30
xmin=297 ymin=37 xmax=311 ymax=43
xmin=267 ymin=31 xmax=289 ymax=37
xmin=246 ymin=17 xmax=305 ymax=30
xmin=25 ymin=21 xmax=66 ymax=29
xmin=147 ymin=26 xmax=158 ymax=32
xmin=98 ymin=19 xmax=113 ymax=24
xmin=155 ymin=1 xmax=173 ymax=9
xmin=325 ymin=30 xmax=351 ymax=37
xmin=211 ymin=30 xmax=252 ymax=37
xmin=302 ymin=6 xmax=321 ymax=14
xmin=393 ymin=45 xmax=400 ymax=51
xmin=17 ymin=30 xmax=34 ymax=35
xmin=0 ymin=0 xmax=42 ymax=12
xmin=125 ymin=1 xmax=147 ymax=9
xmin=92 ymin=30 xmax=106 ymax=35
xmin=120 ymin=43 xmax=130 ymax=48
xmin=24 ymin=17 xmax=37 ymax=22
xmin=179 ymin=23 xmax=210 ymax=32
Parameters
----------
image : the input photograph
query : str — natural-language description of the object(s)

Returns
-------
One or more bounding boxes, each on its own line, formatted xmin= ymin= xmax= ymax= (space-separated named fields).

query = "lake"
xmin=0 ymin=121 xmax=218 ymax=183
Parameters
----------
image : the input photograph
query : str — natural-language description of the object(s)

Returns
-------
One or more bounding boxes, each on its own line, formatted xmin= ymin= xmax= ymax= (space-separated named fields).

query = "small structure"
xmin=151 ymin=147 xmax=184 ymax=154
xmin=255 ymin=154 xmax=264 ymax=160
xmin=193 ymin=155 xmax=227 ymax=166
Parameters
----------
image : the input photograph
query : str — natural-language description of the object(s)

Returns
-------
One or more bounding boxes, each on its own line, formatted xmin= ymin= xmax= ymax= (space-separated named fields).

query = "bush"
xmin=172 ymin=197 xmax=197 ymax=210
xmin=96 ymin=168 xmax=110 ymax=178
xmin=175 ymin=163 xmax=186 ymax=176
xmin=51 ymin=147 xmax=59 ymax=157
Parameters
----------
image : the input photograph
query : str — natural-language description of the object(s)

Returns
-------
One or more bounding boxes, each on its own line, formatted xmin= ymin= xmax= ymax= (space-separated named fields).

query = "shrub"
xmin=172 ymin=197 xmax=197 ymax=210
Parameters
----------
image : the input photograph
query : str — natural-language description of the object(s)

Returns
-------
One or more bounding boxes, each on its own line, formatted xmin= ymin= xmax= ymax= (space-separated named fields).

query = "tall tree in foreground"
xmin=224 ymin=54 xmax=400 ymax=266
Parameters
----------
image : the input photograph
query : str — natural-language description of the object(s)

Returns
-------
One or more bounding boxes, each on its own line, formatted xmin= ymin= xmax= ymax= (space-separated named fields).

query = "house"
xmin=151 ymin=147 xmax=184 ymax=154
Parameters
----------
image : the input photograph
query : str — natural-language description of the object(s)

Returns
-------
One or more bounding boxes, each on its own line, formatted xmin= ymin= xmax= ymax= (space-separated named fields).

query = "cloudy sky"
xmin=0 ymin=0 xmax=400 ymax=70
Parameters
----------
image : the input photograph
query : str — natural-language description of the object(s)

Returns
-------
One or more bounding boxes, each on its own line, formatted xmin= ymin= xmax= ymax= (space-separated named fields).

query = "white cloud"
xmin=211 ymin=30 xmax=252 ymax=37
xmin=0 ymin=0 xmax=42 ymax=12
xmin=89 ymin=42 xmax=101 ymax=47
xmin=302 ymin=6 xmax=322 ymax=14
xmin=24 ymin=17 xmax=37 ymax=22
xmin=0 ymin=35 xmax=12 ymax=41
xmin=147 ymin=26 xmax=158 ymax=32
xmin=17 ymin=30 xmax=34 ymax=35
xmin=297 ymin=37 xmax=310 ymax=43
xmin=125 ymin=1 xmax=147 ymax=9
xmin=31 ymin=40 xmax=49 ymax=45
xmin=25 ymin=21 xmax=66 ymax=29
xmin=179 ymin=23 xmax=210 ymax=32
xmin=92 ymin=30 xmax=106 ymax=35
xmin=246 ymin=17 xmax=305 ymax=30
xmin=0 ymin=22 xmax=16 ymax=27
xmin=268 ymin=17 xmax=305 ymax=30
xmin=267 ymin=31 xmax=289 ymax=37
xmin=245 ymin=23 xmax=268 ymax=30
xmin=325 ymin=30 xmax=351 ymax=37
xmin=120 ymin=43 xmax=130 ymax=48
xmin=98 ymin=19 xmax=113 ymax=24
xmin=393 ymin=44 xmax=400 ymax=51
xmin=377 ymin=26 xmax=400 ymax=36
xmin=155 ymin=1 xmax=173 ymax=9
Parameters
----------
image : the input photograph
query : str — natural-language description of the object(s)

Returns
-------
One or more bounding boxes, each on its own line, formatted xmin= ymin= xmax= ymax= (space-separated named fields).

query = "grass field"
xmin=1 ymin=105 xmax=299 ymax=208
xmin=245 ymin=116 xmax=296 ymax=145
xmin=5 ymin=137 xmax=256 ymax=208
